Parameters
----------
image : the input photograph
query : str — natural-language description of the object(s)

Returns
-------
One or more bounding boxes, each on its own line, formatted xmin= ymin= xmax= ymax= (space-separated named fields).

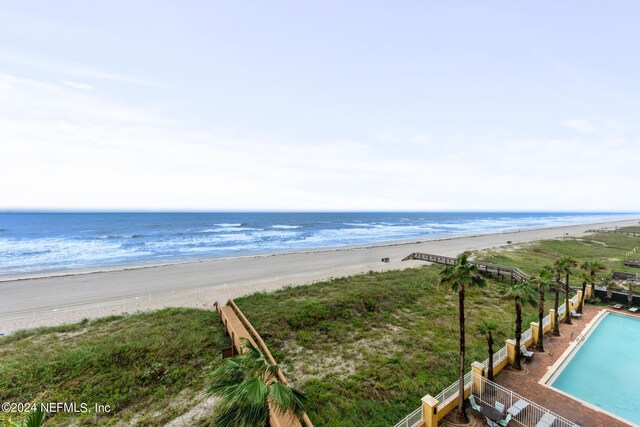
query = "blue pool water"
xmin=550 ymin=313 xmax=640 ymax=425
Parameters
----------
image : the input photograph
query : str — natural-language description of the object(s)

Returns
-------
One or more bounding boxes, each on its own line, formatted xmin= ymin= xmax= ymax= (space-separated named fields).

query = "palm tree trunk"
xmin=487 ymin=332 xmax=494 ymax=381
xmin=564 ymin=273 xmax=572 ymax=324
xmin=514 ymin=297 xmax=522 ymax=370
xmin=553 ymin=280 xmax=560 ymax=335
xmin=578 ymin=279 xmax=587 ymax=314
xmin=458 ymin=287 xmax=467 ymax=421
xmin=537 ymin=286 xmax=545 ymax=352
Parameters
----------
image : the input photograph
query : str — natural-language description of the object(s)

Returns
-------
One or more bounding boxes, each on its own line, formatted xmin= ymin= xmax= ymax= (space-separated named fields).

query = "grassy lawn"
xmin=236 ymin=229 xmax=640 ymax=426
xmin=0 ymin=308 xmax=228 ymax=426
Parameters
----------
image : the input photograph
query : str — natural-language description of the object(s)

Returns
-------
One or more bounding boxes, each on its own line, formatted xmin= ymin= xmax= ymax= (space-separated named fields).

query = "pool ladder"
xmin=574 ymin=333 xmax=585 ymax=343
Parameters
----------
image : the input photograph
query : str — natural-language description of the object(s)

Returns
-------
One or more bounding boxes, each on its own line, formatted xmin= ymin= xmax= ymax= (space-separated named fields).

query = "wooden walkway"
xmin=217 ymin=300 xmax=313 ymax=427
xmin=402 ymin=252 xmax=530 ymax=283
xmin=218 ymin=305 xmax=257 ymax=356
xmin=586 ymin=228 xmax=640 ymax=237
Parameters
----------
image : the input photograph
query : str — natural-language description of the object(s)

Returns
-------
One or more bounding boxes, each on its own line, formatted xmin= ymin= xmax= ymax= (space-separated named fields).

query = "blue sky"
xmin=1 ymin=1 xmax=639 ymax=211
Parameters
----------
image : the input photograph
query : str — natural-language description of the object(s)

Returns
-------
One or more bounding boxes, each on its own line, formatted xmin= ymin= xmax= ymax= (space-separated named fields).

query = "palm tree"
xmin=602 ymin=276 xmax=615 ymax=301
xmin=580 ymin=261 xmax=605 ymax=312
xmin=626 ymin=281 xmax=637 ymax=308
xmin=1 ymin=407 xmax=46 ymax=427
xmin=439 ymin=252 xmax=486 ymax=421
xmin=551 ymin=260 xmax=563 ymax=335
xmin=562 ymin=257 xmax=577 ymax=324
xmin=529 ymin=267 xmax=553 ymax=352
xmin=577 ymin=271 xmax=590 ymax=314
xmin=208 ymin=339 xmax=307 ymax=426
xmin=477 ymin=320 xmax=497 ymax=381
xmin=501 ymin=281 xmax=537 ymax=370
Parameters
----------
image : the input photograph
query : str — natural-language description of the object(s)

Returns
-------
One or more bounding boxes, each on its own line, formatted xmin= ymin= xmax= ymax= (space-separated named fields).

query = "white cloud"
xmin=562 ymin=119 xmax=595 ymax=133
xmin=63 ymin=81 xmax=93 ymax=91
xmin=0 ymin=50 xmax=155 ymax=86
xmin=0 ymin=72 xmax=638 ymax=211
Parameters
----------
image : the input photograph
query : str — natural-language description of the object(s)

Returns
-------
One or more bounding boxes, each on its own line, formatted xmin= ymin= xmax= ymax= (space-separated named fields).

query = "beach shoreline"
xmin=2 ymin=216 xmax=637 ymax=282
xmin=1 ymin=217 xmax=637 ymax=334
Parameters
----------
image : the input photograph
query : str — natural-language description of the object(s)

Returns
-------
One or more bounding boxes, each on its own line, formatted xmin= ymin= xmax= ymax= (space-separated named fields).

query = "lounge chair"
xmin=469 ymin=395 xmax=482 ymax=412
xmin=507 ymin=399 xmax=529 ymax=416
xmin=629 ymin=307 xmax=639 ymax=313
xmin=613 ymin=304 xmax=623 ymax=309
xmin=497 ymin=414 xmax=512 ymax=427
xmin=485 ymin=417 xmax=499 ymax=427
xmin=571 ymin=309 xmax=582 ymax=319
xmin=494 ymin=401 xmax=505 ymax=414
xmin=520 ymin=345 xmax=534 ymax=362
xmin=535 ymin=412 xmax=557 ymax=427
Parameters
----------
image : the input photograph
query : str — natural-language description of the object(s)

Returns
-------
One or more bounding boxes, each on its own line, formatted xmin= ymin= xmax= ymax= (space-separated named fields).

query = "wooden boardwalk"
xmin=402 ymin=252 xmax=530 ymax=283
xmin=217 ymin=301 xmax=313 ymax=427
xmin=218 ymin=305 xmax=257 ymax=356
xmin=586 ymin=228 xmax=640 ymax=237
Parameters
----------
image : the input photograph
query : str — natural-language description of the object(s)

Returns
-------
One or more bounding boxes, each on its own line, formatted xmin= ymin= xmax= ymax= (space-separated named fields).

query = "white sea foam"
xmin=272 ymin=225 xmax=302 ymax=229
xmin=214 ymin=223 xmax=242 ymax=227
xmin=0 ymin=237 xmax=152 ymax=273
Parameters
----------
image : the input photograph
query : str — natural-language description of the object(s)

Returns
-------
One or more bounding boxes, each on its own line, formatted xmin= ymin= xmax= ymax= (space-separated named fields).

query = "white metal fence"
xmin=392 ymin=406 xmax=423 ymax=427
xmin=471 ymin=373 xmax=576 ymax=427
xmin=434 ymin=370 xmax=472 ymax=409
xmin=481 ymin=344 xmax=508 ymax=370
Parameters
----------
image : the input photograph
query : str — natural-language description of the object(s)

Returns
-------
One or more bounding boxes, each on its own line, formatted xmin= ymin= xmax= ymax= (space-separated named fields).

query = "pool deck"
xmin=493 ymin=305 xmax=639 ymax=427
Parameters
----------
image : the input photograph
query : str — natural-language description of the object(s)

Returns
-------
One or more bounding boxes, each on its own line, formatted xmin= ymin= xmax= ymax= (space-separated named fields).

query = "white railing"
xmin=570 ymin=294 xmax=579 ymax=304
xmin=557 ymin=303 xmax=566 ymax=316
xmin=471 ymin=373 xmax=576 ymax=427
xmin=482 ymin=344 xmax=508 ymax=369
xmin=433 ymin=370 xmax=472 ymax=409
xmin=392 ymin=406 xmax=422 ymax=427
xmin=522 ymin=327 xmax=532 ymax=344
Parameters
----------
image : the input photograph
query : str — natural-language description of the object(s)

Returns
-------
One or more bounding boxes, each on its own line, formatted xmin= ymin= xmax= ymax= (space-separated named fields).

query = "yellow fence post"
xmin=548 ymin=309 xmax=556 ymax=333
xmin=576 ymin=290 xmax=583 ymax=310
xmin=421 ymin=395 xmax=439 ymax=427
xmin=505 ymin=339 xmax=516 ymax=365
xmin=585 ymin=286 xmax=592 ymax=300
xmin=530 ymin=322 xmax=539 ymax=345
xmin=471 ymin=361 xmax=486 ymax=395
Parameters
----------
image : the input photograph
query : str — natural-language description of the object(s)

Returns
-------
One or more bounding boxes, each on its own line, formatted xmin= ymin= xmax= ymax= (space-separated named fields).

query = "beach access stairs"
xmin=216 ymin=300 xmax=314 ymax=427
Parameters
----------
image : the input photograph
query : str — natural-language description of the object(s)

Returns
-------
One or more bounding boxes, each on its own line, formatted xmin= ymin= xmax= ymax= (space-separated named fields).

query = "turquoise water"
xmin=550 ymin=313 xmax=640 ymax=425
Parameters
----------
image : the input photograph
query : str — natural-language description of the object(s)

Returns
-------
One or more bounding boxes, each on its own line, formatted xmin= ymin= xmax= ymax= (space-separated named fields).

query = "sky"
xmin=0 ymin=1 xmax=639 ymax=212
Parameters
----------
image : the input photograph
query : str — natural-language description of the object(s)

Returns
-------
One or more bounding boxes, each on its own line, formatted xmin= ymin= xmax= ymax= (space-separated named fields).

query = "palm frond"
xmin=268 ymin=382 xmax=308 ymax=416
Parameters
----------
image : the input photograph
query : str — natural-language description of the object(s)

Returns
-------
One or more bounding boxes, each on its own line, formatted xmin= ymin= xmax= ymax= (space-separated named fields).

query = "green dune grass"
xmin=0 ymin=308 xmax=229 ymax=426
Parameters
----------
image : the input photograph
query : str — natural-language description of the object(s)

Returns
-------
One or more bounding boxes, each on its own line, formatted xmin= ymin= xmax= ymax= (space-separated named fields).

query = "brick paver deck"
xmin=494 ymin=304 xmax=638 ymax=427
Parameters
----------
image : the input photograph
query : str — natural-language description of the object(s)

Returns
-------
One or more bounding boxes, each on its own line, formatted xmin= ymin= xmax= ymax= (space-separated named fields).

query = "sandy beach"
xmin=1 ymin=217 xmax=638 ymax=334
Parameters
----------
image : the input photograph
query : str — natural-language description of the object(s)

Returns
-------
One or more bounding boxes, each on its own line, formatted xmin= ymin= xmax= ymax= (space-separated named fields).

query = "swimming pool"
xmin=547 ymin=312 xmax=640 ymax=425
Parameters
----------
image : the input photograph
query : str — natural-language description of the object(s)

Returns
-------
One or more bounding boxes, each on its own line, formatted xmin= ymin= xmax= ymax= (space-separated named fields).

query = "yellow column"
xmin=505 ymin=339 xmax=516 ymax=365
xmin=421 ymin=395 xmax=439 ymax=427
xmin=548 ymin=309 xmax=556 ymax=334
xmin=471 ymin=361 xmax=486 ymax=395
xmin=576 ymin=290 xmax=583 ymax=310
xmin=530 ymin=322 xmax=540 ymax=345
xmin=585 ymin=286 xmax=592 ymax=299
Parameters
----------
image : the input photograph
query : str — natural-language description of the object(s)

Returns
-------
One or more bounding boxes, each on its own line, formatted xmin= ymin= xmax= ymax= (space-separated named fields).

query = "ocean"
xmin=0 ymin=212 xmax=634 ymax=277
